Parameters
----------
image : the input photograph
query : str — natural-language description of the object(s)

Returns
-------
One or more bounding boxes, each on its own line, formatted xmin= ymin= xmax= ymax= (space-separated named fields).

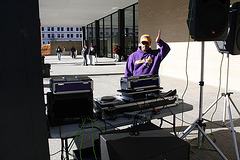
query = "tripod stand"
xmin=180 ymin=41 xmax=240 ymax=160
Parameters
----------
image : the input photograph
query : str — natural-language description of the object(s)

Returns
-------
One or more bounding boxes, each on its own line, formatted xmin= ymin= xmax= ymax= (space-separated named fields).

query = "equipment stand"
xmin=180 ymin=42 xmax=228 ymax=159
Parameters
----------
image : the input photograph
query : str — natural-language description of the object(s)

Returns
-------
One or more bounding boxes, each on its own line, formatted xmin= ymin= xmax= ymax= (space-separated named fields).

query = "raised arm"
xmin=155 ymin=29 xmax=161 ymax=43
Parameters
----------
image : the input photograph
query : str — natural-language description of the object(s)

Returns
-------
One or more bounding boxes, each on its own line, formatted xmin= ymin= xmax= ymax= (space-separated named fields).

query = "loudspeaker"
xmin=187 ymin=0 xmax=230 ymax=41
xmin=226 ymin=2 xmax=240 ymax=55
xmin=100 ymin=123 xmax=190 ymax=160
xmin=47 ymin=92 xmax=93 ymax=126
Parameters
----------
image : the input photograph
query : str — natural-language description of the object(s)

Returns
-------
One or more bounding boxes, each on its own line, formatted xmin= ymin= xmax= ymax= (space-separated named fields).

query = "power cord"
xmin=64 ymin=118 xmax=86 ymax=160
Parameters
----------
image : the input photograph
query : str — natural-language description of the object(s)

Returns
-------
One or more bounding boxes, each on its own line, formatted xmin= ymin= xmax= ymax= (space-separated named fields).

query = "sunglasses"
xmin=141 ymin=41 xmax=149 ymax=45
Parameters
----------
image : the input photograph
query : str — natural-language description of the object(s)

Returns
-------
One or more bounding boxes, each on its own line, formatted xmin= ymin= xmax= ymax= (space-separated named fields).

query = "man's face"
xmin=140 ymin=41 xmax=150 ymax=52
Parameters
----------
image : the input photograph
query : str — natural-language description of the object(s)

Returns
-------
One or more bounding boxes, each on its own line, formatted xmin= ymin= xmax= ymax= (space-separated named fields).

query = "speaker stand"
xmin=180 ymin=42 xmax=228 ymax=159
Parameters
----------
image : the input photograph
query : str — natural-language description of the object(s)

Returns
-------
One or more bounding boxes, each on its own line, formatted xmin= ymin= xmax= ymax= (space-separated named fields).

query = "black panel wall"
xmin=0 ymin=0 xmax=50 ymax=160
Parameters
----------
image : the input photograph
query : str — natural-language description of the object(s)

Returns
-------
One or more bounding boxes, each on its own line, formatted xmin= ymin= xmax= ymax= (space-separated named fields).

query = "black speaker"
xmin=226 ymin=2 xmax=240 ymax=55
xmin=187 ymin=0 xmax=230 ymax=41
xmin=47 ymin=92 xmax=93 ymax=126
xmin=100 ymin=123 xmax=190 ymax=160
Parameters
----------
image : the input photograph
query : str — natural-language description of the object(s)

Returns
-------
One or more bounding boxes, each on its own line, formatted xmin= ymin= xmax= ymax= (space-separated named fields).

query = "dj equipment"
xmin=120 ymin=74 xmax=159 ymax=90
xmin=226 ymin=2 xmax=240 ymax=55
xmin=187 ymin=0 xmax=229 ymax=41
xmin=47 ymin=92 xmax=93 ymax=126
xmin=94 ymin=90 xmax=178 ymax=120
xmin=50 ymin=76 xmax=93 ymax=94
xmin=100 ymin=123 xmax=190 ymax=160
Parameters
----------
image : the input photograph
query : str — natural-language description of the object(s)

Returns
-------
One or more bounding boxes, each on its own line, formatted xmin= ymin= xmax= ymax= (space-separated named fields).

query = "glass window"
xmin=71 ymin=34 xmax=73 ymax=38
xmin=124 ymin=6 xmax=134 ymax=56
xmin=67 ymin=34 xmax=69 ymax=38
xmin=57 ymin=27 xmax=60 ymax=31
xmin=134 ymin=4 xmax=139 ymax=51
xmin=43 ymin=41 xmax=45 ymax=44
xmin=61 ymin=27 xmax=64 ymax=31
xmin=57 ymin=34 xmax=60 ymax=38
xmin=42 ymin=27 xmax=44 ymax=31
xmin=80 ymin=28 xmax=82 ymax=31
xmin=104 ymin=16 xmax=111 ymax=37
xmin=76 ymin=28 xmax=79 ymax=31
xmin=42 ymin=34 xmax=44 ymax=38
xmin=76 ymin=34 xmax=79 ymax=38
xmin=52 ymin=34 xmax=54 ymax=38
xmin=125 ymin=6 xmax=133 ymax=34
xmin=87 ymin=24 xmax=92 ymax=47
xmin=61 ymin=34 xmax=64 ymax=38
xmin=47 ymin=27 xmax=50 ymax=31
xmin=112 ymin=12 xmax=119 ymax=58
xmin=92 ymin=23 xmax=95 ymax=41
xmin=67 ymin=27 xmax=69 ymax=31
xmin=104 ymin=16 xmax=112 ymax=57
xmin=51 ymin=27 xmax=54 ymax=31
xmin=48 ymin=34 xmax=50 ymax=38
xmin=99 ymin=19 xmax=104 ymax=56
xmin=71 ymin=27 xmax=73 ymax=31
xmin=80 ymin=34 xmax=82 ymax=38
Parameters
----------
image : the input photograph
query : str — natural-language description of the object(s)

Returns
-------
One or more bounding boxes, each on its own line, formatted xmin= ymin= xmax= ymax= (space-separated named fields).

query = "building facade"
xmin=41 ymin=26 xmax=83 ymax=45
xmin=86 ymin=3 xmax=138 ymax=59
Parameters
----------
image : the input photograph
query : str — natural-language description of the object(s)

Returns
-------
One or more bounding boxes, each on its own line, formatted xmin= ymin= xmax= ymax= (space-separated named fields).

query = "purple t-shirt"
xmin=124 ymin=39 xmax=170 ymax=77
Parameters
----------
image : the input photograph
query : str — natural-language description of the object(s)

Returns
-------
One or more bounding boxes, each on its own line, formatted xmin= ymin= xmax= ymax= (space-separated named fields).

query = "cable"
xmin=91 ymin=119 xmax=98 ymax=160
xmin=84 ymin=126 xmax=103 ymax=133
xmin=64 ymin=118 xmax=86 ymax=160
xmin=50 ymin=150 xmax=63 ymax=156
xmin=178 ymin=0 xmax=194 ymax=134
xmin=90 ymin=118 xmax=106 ymax=131
xmin=79 ymin=120 xmax=85 ymax=160
xmin=210 ymin=51 xmax=224 ymax=134
xmin=197 ymin=47 xmax=225 ymax=151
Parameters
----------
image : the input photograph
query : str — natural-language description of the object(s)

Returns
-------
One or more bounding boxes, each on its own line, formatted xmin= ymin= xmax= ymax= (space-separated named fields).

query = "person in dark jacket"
xmin=71 ymin=46 xmax=76 ymax=58
xmin=124 ymin=29 xmax=170 ymax=77
xmin=56 ymin=46 xmax=62 ymax=61
xmin=82 ymin=45 xmax=88 ymax=66
xmin=88 ymin=43 xmax=96 ymax=65
xmin=116 ymin=46 xmax=122 ymax=62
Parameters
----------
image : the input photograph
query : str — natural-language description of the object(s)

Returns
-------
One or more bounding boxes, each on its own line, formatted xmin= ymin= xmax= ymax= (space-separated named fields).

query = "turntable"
xmin=94 ymin=91 xmax=178 ymax=120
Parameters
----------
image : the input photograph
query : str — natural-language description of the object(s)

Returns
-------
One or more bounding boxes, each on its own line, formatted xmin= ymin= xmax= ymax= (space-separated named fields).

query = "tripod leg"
xmin=229 ymin=96 xmax=240 ymax=116
xmin=196 ymin=124 xmax=228 ymax=160
xmin=223 ymin=95 xmax=227 ymax=126
xmin=181 ymin=123 xmax=198 ymax=139
xmin=182 ymin=95 xmax=223 ymax=135
xmin=227 ymin=99 xmax=240 ymax=160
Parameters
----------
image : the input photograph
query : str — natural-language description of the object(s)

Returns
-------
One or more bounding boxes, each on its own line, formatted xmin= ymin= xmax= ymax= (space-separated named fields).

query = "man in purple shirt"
xmin=124 ymin=30 xmax=170 ymax=77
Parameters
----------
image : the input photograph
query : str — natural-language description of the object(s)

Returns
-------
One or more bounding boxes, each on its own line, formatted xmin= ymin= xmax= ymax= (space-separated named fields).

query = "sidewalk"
xmin=45 ymin=55 xmax=240 ymax=160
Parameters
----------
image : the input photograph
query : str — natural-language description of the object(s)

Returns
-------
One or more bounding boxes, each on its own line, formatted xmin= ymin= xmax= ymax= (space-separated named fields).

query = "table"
xmin=48 ymin=102 xmax=193 ymax=160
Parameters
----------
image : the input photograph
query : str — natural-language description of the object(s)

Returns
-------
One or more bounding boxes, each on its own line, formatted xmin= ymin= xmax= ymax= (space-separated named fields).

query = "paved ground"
xmin=44 ymin=55 xmax=240 ymax=160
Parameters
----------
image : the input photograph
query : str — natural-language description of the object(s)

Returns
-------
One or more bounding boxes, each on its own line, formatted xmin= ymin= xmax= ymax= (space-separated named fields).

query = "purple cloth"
xmin=124 ymin=39 xmax=170 ymax=77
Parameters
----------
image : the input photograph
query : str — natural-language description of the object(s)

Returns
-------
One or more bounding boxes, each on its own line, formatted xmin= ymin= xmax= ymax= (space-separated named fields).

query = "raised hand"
xmin=155 ymin=29 xmax=161 ymax=42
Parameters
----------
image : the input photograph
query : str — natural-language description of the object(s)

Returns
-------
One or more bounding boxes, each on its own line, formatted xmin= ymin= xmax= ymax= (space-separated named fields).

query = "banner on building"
xmin=41 ymin=45 xmax=51 ymax=56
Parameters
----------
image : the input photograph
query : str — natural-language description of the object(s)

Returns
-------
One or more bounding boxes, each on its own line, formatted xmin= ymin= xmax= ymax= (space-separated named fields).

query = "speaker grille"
xmin=200 ymin=4 xmax=227 ymax=37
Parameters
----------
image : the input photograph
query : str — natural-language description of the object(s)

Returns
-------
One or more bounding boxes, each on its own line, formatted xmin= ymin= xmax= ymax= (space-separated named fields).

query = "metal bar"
xmin=223 ymin=54 xmax=230 ymax=126
xmin=196 ymin=124 xmax=228 ymax=160
xmin=198 ymin=41 xmax=205 ymax=146
xmin=173 ymin=114 xmax=177 ymax=136
xmin=65 ymin=138 xmax=69 ymax=160
xmin=229 ymin=96 xmax=240 ymax=116
xmin=181 ymin=123 xmax=198 ymax=139
xmin=227 ymin=99 xmax=240 ymax=160
xmin=182 ymin=95 xmax=223 ymax=135
xmin=159 ymin=118 xmax=163 ymax=128
xmin=61 ymin=139 xmax=64 ymax=160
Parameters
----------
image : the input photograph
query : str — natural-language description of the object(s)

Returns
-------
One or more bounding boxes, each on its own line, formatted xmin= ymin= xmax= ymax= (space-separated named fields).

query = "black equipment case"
xmin=120 ymin=74 xmax=159 ymax=90
xmin=47 ymin=92 xmax=93 ymax=126
xmin=50 ymin=76 xmax=93 ymax=94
